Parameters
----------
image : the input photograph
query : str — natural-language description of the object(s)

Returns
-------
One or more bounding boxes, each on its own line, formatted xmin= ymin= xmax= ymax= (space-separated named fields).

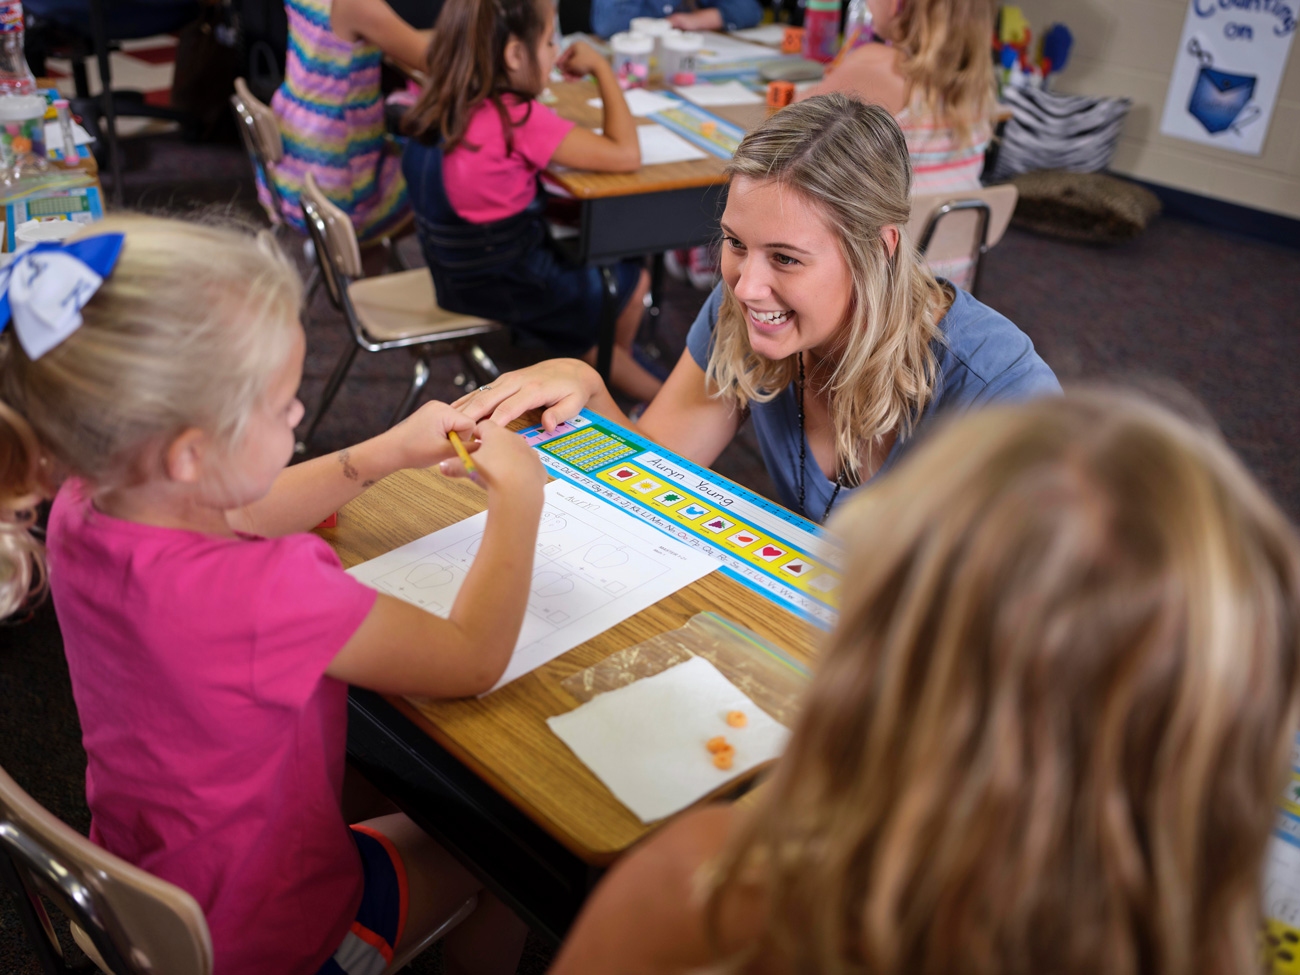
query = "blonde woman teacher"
xmin=458 ymin=96 xmax=1059 ymax=523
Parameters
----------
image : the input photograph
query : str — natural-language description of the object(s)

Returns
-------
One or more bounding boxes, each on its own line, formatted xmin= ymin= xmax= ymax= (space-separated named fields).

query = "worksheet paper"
xmin=578 ymin=123 xmax=708 ymax=165
xmin=696 ymin=32 xmax=782 ymax=63
xmin=635 ymin=123 xmax=709 ymax=164
xmin=547 ymin=656 xmax=791 ymax=822
xmin=588 ymin=88 xmax=680 ymax=116
xmin=730 ymin=24 xmax=786 ymax=45
xmin=347 ymin=481 xmax=717 ymax=693
xmin=674 ymin=80 xmax=764 ymax=106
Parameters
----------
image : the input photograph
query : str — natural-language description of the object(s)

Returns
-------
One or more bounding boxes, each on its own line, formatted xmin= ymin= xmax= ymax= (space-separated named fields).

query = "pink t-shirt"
xmin=47 ymin=480 xmax=379 ymax=975
xmin=443 ymin=95 xmax=575 ymax=223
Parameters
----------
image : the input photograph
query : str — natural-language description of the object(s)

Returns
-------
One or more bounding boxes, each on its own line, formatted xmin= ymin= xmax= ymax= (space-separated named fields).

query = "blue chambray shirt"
xmin=684 ymin=281 xmax=1062 ymax=521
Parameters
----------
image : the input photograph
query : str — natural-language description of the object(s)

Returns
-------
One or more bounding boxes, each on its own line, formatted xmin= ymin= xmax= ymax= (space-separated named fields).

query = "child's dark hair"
xmin=404 ymin=0 xmax=552 ymax=155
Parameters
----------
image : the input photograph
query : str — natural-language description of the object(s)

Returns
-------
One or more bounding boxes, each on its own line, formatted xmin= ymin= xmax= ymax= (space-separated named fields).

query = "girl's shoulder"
xmin=801 ymin=42 xmax=906 ymax=110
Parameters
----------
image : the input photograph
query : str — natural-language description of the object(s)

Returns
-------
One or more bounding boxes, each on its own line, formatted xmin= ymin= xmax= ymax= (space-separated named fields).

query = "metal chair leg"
xmin=297 ymin=344 xmax=359 ymax=452
xmin=302 ymin=266 xmax=321 ymax=310
xmin=392 ymin=354 xmax=432 ymax=425
xmin=463 ymin=343 xmax=500 ymax=386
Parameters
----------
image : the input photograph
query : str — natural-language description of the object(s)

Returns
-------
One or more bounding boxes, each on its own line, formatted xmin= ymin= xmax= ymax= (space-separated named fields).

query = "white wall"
xmin=1015 ymin=0 xmax=1300 ymax=219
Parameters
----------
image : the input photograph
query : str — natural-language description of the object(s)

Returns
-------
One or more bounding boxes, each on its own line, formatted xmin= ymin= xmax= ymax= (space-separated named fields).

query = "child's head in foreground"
xmin=0 ymin=213 xmax=303 ymax=618
xmin=707 ymin=389 xmax=1300 ymax=975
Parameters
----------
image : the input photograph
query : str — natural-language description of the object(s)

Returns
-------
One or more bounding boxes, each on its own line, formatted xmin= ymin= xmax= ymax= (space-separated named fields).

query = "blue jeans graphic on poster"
xmin=1188 ymin=66 xmax=1257 ymax=133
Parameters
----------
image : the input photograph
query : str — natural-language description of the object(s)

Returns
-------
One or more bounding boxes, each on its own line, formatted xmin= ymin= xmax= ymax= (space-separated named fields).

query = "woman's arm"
xmin=455 ymin=351 xmax=742 ymax=469
xmin=550 ymin=43 xmax=641 ymax=172
xmin=228 ymin=401 xmax=473 ymax=537
xmin=331 ymin=0 xmax=432 ymax=72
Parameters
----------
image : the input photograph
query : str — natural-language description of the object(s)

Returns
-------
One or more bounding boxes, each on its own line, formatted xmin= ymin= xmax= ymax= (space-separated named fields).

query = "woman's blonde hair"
xmin=705 ymin=389 xmax=1300 ymax=975
xmin=894 ymin=0 xmax=997 ymax=144
xmin=708 ymin=95 xmax=948 ymax=486
xmin=0 ymin=213 xmax=302 ymax=620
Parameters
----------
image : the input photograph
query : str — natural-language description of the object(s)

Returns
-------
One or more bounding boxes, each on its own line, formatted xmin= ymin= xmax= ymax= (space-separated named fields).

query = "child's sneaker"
xmin=663 ymin=249 xmax=691 ymax=282
xmin=687 ymin=245 xmax=719 ymax=290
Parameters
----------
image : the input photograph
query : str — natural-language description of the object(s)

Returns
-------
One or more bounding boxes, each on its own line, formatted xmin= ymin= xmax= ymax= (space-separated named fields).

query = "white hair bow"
xmin=0 ymin=233 xmax=125 ymax=360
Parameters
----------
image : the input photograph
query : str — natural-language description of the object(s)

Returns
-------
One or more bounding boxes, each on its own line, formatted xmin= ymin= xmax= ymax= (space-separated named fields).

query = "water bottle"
xmin=802 ymin=0 xmax=842 ymax=62
xmin=0 ymin=0 xmax=36 ymax=95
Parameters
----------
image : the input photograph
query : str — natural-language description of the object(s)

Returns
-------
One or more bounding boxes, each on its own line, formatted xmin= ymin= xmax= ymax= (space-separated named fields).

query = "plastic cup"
xmin=662 ymin=31 xmax=703 ymax=81
xmin=0 ymin=94 xmax=48 ymax=174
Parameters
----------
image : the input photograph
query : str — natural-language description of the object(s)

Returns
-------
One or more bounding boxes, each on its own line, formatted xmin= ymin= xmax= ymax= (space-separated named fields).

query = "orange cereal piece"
xmin=726 ymin=710 xmax=747 ymax=728
xmin=712 ymin=749 xmax=734 ymax=770
xmin=706 ymin=735 xmax=729 ymax=753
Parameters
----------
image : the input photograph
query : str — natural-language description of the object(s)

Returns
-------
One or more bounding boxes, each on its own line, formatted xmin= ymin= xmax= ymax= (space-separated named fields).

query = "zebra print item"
xmin=989 ymin=86 xmax=1133 ymax=181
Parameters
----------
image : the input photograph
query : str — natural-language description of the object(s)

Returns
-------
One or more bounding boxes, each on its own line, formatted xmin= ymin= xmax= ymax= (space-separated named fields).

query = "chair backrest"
xmin=231 ymin=76 xmax=283 ymax=164
xmin=907 ymin=184 xmax=1018 ymax=293
xmin=301 ymin=171 xmax=366 ymax=306
xmin=0 ymin=763 xmax=212 ymax=975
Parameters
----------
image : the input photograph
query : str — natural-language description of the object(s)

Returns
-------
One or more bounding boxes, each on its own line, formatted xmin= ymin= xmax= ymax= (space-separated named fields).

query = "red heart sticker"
xmin=762 ymin=545 xmax=781 ymax=557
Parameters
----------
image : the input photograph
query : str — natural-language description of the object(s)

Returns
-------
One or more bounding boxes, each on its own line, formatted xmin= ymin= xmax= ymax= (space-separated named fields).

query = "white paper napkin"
xmin=547 ymin=656 xmax=790 ymax=823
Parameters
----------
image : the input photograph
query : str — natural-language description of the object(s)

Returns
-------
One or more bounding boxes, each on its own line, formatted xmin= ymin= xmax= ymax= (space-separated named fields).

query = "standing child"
xmin=402 ymin=0 xmax=662 ymax=402
xmin=548 ymin=391 xmax=1300 ymax=974
xmin=263 ymin=0 xmax=430 ymax=241
xmin=0 ymin=216 xmax=544 ymax=975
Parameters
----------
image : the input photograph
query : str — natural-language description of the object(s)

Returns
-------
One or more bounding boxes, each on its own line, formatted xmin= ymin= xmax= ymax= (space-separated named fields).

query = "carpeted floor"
xmin=1 ymin=128 xmax=1298 ymax=973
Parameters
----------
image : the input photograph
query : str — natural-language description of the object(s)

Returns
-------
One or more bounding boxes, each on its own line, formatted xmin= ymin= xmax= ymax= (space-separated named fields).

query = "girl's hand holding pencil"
xmin=440 ymin=420 xmax=547 ymax=502
xmin=556 ymin=41 xmax=606 ymax=81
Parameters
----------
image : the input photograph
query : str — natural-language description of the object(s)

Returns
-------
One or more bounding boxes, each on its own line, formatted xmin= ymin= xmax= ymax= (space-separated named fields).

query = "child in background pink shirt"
xmin=1 ymin=216 xmax=545 ymax=975
xmin=404 ymin=0 xmax=664 ymax=403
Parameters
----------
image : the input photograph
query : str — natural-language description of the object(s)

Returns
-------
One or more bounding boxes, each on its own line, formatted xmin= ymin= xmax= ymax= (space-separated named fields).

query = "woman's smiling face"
xmin=720 ymin=176 xmax=854 ymax=362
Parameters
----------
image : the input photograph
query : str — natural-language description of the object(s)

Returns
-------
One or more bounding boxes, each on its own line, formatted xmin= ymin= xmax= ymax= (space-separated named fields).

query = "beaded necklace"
xmin=796 ymin=353 xmax=847 ymax=523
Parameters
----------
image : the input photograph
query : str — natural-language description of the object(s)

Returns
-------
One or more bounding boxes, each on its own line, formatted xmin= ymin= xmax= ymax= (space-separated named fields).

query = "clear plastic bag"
xmin=560 ymin=612 xmax=811 ymax=727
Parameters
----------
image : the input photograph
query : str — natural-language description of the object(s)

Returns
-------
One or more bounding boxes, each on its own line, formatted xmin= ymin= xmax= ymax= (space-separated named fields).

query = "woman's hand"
xmin=454 ymin=359 xmax=608 ymax=430
xmin=668 ymin=8 xmax=723 ymax=30
xmin=557 ymin=40 xmax=608 ymax=81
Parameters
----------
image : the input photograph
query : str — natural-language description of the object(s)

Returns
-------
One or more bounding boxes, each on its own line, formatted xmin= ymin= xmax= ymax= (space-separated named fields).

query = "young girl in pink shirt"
xmin=0 ymin=216 xmax=542 ymax=975
xmin=402 ymin=0 xmax=662 ymax=403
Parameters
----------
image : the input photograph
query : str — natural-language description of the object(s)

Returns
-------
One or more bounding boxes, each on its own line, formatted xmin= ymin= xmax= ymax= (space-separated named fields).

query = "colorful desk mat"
xmin=520 ymin=410 xmax=841 ymax=627
xmin=647 ymin=94 xmax=746 ymax=159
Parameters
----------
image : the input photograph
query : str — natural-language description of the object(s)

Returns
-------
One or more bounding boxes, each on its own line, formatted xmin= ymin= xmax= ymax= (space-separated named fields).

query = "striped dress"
xmin=897 ymin=107 xmax=992 ymax=289
xmin=259 ymin=0 xmax=409 ymax=242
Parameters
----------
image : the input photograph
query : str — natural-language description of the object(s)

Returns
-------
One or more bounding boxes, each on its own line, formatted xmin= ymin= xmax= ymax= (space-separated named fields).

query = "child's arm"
xmin=227 ymin=401 xmax=474 ymax=537
xmin=325 ymin=421 xmax=547 ymax=697
xmin=549 ymin=42 xmax=641 ymax=173
xmin=331 ymin=0 xmax=433 ymax=74
xmin=670 ymin=0 xmax=762 ymax=30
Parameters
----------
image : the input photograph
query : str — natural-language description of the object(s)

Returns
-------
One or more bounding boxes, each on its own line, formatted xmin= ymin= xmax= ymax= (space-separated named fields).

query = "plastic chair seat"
xmin=347 ymin=270 xmax=497 ymax=344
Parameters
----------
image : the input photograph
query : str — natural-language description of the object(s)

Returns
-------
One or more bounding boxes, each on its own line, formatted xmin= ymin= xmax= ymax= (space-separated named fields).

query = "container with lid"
xmin=610 ymin=31 xmax=654 ymax=86
xmin=661 ymin=31 xmax=704 ymax=82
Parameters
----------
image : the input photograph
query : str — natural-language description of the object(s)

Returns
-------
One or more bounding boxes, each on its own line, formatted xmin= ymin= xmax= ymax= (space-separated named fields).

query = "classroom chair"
xmin=24 ymin=0 xmax=204 ymax=206
xmin=297 ymin=170 xmax=503 ymax=452
xmin=1 ymin=760 xmax=480 ymax=974
xmin=0 ymin=761 xmax=212 ymax=975
xmin=907 ymin=184 xmax=1019 ymax=296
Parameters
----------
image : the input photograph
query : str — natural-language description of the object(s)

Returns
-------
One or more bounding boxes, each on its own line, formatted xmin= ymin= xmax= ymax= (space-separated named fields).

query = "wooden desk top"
xmin=323 ymin=435 xmax=820 ymax=865
xmin=544 ymin=79 xmax=770 ymax=200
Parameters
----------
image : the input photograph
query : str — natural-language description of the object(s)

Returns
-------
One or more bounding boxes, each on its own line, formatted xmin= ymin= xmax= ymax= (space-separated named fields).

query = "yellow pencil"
xmin=447 ymin=430 xmax=480 ymax=482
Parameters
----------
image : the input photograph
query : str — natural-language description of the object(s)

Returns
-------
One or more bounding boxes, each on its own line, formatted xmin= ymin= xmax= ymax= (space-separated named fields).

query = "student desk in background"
xmin=543 ymin=80 xmax=769 ymax=378
xmin=323 ymin=416 xmax=818 ymax=942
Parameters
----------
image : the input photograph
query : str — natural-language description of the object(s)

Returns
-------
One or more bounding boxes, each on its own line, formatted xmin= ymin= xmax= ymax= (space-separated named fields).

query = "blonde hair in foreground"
xmin=894 ymin=0 xmax=997 ymax=144
xmin=704 ymin=390 xmax=1300 ymax=975
xmin=0 ymin=213 xmax=303 ymax=620
xmin=708 ymin=95 xmax=949 ymax=484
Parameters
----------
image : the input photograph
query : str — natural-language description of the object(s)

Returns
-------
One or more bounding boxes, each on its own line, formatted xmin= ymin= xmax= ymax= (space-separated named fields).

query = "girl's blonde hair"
xmin=705 ymin=390 xmax=1300 ymax=975
xmin=0 ymin=213 xmax=302 ymax=620
xmin=708 ymin=95 xmax=948 ymax=486
xmin=894 ymin=0 xmax=997 ymax=144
